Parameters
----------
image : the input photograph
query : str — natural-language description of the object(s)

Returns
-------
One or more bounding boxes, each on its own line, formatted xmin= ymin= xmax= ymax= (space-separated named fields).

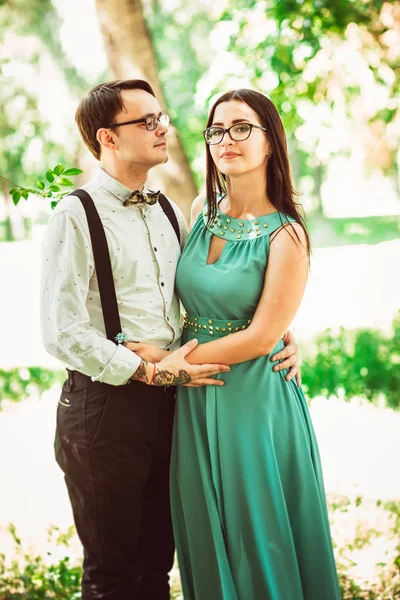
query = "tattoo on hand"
xmin=131 ymin=361 xmax=149 ymax=384
xmin=153 ymin=369 xmax=191 ymax=386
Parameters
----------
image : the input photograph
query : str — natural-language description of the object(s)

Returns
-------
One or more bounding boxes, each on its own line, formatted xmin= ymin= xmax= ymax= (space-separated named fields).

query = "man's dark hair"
xmin=75 ymin=79 xmax=156 ymax=161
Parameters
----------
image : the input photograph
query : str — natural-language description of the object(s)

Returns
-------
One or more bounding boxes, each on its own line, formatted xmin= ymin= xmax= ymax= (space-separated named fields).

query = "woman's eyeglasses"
xmin=107 ymin=114 xmax=170 ymax=131
xmin=203 ymin=122 xmax=267 ymax=145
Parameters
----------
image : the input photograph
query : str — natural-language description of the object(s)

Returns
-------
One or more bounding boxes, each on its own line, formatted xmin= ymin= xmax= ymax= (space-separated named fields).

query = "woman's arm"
xmin=186 ymin=223 xmax=309 ymax=366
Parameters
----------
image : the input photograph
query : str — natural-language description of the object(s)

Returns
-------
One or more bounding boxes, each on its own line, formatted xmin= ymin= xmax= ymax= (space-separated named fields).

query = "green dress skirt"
xmin=170 ymin=207 xmax=341 ymax=600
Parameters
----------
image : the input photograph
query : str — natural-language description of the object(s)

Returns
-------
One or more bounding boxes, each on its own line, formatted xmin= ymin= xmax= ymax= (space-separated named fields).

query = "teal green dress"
xmin=170 ymin=206 xmax=341 ymax=600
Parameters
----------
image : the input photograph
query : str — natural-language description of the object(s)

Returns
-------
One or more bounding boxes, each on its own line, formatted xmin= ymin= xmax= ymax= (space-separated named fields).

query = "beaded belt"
xmin=183 ymin=312 xmax=252 ymax=338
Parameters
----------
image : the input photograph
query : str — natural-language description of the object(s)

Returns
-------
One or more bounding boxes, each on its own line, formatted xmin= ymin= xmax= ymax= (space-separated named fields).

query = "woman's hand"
xmin=124 ymin=341 xmax=170 ymax=363
xmin=270 ymin=330 xmax=301 ymax=385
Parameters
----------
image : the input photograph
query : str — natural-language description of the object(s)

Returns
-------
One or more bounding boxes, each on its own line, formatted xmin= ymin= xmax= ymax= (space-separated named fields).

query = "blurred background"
xmin=0 ymin=0 xmax=399 ymax=598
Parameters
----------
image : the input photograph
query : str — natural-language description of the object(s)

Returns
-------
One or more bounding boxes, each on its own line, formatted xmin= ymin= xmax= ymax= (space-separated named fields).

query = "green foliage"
xmin=9 ymin=163 xmax=83 ymax=209
xmin=0 ymin=0 xmax=101 ymax=239
xmin=0 ymin=56 xmax=63 ymax=236
xmin=190 ymin=0 xmax=400 ymax=209
xmin=384 ymin=501 xmax=400 ymax=537
xmin=307 ymin=215 xmax=400 ymax=248
xmin=220 ymin=0 xmax=392 ymax=125
xmin=338 ymin=576 xmax=387 ymax=600
xmin=328 ymin=495 xmax=400 ymax=599
xmin=1 ymin=315 xmax=399 ymax=409
xmin=301 ymin=312 xmax=400 ymax=409
xmin=0 ymin=525 xmax=82 ymax=599
xmin=0 ymin=0 xmax=92 ymax=96
xmin=0 ymin=367 xmax=65 ymax=406
xmin=3 ymin=496 xmax=400 ymax=599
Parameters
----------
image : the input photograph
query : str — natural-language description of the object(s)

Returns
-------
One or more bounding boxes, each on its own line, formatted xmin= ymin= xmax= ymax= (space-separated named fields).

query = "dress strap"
xmin=265 ymin=214 xmax=297 ymax=238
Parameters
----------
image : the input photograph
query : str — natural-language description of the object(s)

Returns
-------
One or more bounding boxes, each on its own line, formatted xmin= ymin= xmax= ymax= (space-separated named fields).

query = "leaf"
xmin=46 ymin=169 xmax=55 ymax=183
xmin=63 ymin=168 xmax=83 ymax=176
xmin=53 ymin=163 xmax=65 ymax=176
xmin=51 ymin=201 xmax=59 ymax=209
xmin=21 ymin=190 xmax=29 ymax=200
xmin=49 ymin=185 xmax=60 ymax=192
xmin=37 ymin=180 xmax=45 ymax=190
xmin=8 ymin=524 xmax=21 ymax=545
xmin=12 ymin=191 xmax=21 ymax=205
xmin=57 ymin=178 xmax=74 ymax=187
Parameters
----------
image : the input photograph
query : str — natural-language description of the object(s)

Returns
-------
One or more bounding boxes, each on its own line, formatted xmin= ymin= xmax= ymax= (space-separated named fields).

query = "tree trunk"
xmin=94 ymin=0 xmax=197 ymax=219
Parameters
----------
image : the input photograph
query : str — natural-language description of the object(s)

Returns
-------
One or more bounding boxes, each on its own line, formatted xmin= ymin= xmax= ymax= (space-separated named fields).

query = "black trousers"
xmin=55 ymin=370 xmax=176 ymax=600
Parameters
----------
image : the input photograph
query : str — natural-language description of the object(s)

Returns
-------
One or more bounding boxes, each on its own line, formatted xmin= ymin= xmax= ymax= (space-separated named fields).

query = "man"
xmin=40 ymin=79 xmax=300 ymax=599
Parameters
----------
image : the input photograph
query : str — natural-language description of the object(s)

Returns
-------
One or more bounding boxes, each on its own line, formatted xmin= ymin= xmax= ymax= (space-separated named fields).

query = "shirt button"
xmin=161 ymin=282 xmax=165 ymax=287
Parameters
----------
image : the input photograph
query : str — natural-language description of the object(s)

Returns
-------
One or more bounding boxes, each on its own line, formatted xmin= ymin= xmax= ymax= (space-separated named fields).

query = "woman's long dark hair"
xmin=205 ymin=89 xmax=310 ymax=254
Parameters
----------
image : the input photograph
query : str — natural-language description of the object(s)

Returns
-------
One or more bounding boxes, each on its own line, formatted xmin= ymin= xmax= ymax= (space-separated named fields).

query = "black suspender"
xmin=70 ymin=188 xmax=180 ymax=344
xmin=72 ymin=189 xmax=122 ymax=343
xmin=159 ymin=194 xmax=180 ymax=244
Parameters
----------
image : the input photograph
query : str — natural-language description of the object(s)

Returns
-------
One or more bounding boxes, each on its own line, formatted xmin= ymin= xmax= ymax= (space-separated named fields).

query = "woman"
xmin=169 ymin=89 xmax=341 ymax=599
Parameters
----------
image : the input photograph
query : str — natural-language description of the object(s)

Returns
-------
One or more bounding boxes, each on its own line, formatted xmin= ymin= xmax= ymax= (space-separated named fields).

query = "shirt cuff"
xmin=91 ymin=343 xmax=142 ymax=386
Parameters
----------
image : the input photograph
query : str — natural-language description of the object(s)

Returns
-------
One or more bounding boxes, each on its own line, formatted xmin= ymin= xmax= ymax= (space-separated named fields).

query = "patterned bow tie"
xmin=123 ymin=190 xmax=160 ymax=207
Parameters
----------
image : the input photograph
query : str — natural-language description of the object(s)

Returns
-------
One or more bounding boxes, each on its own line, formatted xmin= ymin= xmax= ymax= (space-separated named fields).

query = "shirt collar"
xmin=94 ymin=167 xmax=148 ymax=204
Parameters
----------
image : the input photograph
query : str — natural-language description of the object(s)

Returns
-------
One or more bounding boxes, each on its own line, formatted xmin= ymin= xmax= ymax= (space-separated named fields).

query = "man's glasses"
xmin=203 ymin=122 xmax=267 ymax=145
xmin=107 ymin=114 xmax=170 ymax=131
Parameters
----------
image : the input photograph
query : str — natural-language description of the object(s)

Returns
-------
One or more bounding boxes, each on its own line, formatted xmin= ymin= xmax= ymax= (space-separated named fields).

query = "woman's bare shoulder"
xmin=190 ymin=192 xmax=207 ymax=229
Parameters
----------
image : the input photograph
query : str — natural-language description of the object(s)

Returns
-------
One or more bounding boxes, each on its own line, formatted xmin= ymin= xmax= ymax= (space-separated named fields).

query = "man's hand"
xmin=154 ymin=339 xmax=229 ymax=387
xmin=270 ymin=330 xmax=301 ymax=385
xmin=124 ymin=341 xmax=169 ymax=363
xmin=131 ymin=339 xmax=230 ymax=387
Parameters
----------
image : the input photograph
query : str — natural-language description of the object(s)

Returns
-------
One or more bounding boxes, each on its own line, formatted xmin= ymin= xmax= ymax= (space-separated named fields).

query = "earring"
xmin=267 ymin=149 xmax=272 ymax=157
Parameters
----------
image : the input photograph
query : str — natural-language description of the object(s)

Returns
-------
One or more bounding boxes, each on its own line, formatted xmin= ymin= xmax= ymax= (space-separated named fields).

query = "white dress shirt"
xmin=40 ymin=167 xmax=188 ymax=386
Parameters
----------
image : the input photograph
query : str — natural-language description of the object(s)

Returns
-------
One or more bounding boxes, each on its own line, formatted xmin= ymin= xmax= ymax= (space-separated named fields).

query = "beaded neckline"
xmin=202 ymin=205 xmax=284 ymax=241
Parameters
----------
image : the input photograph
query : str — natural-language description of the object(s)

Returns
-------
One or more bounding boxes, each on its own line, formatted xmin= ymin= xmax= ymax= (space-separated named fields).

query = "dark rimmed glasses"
xmin=107 ymin=113 xmax=170 ymax=131
xmin=203 ymin=122 xmax=267 ymax=145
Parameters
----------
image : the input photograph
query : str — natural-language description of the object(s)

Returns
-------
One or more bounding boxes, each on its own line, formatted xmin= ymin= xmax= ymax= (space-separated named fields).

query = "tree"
xmin=203 ymin=0 xmax=400 ymax=214
xmin=0 ymin=57 xmax=64 ymax=239
xmin=1 ymin=0 xmax=92 ymax=95
xmin=146 ymin=0 xmax=215 ymax=189
xmin=94 ymin=0 xmax=198 ymax=217
xmin=2 ymin=0 xmax=203 ymax=222
xmin=0 ymin=0 xmax=92 ymax=238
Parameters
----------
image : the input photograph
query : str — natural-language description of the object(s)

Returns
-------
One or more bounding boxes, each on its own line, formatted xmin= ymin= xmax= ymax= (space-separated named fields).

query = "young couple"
xmin=40 ymin=79 xmax=340 ymax=599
